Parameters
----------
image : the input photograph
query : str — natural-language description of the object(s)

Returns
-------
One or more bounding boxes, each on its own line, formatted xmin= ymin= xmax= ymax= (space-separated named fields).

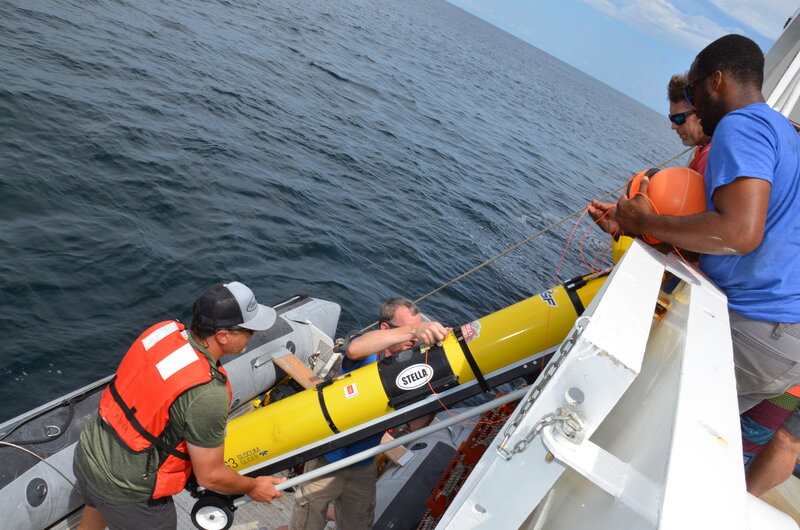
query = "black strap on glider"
xmin=377 ymin=347 xmax=458 ymax=409
xmin=454 ymin=327 xmax=490 ymax=393
xmin=563 ymin=271 xmax=612 ymax=317
xmin=563 ymin=275 xmax=587 ymax=316
xmin=107 ymin=378 xmax=190 ymax=460
xmin=315 ymin=379 xmax=341 ymax=434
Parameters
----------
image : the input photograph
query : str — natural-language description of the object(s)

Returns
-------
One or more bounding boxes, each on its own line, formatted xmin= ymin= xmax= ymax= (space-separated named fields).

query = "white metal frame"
xmin=436 ymin=240 xmax=796 ymax=529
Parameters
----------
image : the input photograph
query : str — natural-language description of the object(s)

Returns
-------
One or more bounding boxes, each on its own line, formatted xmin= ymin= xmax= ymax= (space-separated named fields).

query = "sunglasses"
xmin=668 ymin=110 xmax=694 ymax=125
xmin=684 ymin=71 xmax=713 ymax=105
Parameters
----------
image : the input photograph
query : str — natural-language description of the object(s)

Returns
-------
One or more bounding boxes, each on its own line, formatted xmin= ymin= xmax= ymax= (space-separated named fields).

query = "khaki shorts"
xmin=731 ymin=309 xmax=800 ymax=414
xmin=289 ymin=456 xmax=376 ymax=530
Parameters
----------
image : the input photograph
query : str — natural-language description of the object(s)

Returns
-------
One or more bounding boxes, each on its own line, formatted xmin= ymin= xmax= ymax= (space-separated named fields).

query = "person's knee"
xmin=773 ymin=427 xmax=800 ymax=450
xmin=290 ymin=495 xmax=331 ymax=530
xmin=77 ymin=506 xmax=106 ymax=530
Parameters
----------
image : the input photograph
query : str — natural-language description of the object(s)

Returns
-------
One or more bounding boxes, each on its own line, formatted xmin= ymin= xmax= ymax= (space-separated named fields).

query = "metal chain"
xmin=496 ymin=316 xmax=589 ymax=460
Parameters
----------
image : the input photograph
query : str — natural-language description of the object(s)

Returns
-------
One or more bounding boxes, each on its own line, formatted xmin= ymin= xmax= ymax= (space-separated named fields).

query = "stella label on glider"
xmin=396 ymin=363 xmax=434 ymax=390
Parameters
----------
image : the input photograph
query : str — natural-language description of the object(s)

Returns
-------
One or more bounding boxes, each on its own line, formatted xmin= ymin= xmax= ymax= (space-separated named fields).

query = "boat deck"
xmin=174 ymin=481 xmax=302 ymax=530
xmin=763 ymin=476 xmax=800 ymax=526
xmin=53 ymin=478 xmax=329 ymax=530
xmin=51 ymin=457 xmax=800 ymax=529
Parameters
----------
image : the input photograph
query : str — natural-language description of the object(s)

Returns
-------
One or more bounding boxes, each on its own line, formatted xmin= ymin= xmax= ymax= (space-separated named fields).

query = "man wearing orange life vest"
xmin=667 ymin=73 xmax=711 ymax=175
xmin=74 ymin=281 xmax=286 ymax=530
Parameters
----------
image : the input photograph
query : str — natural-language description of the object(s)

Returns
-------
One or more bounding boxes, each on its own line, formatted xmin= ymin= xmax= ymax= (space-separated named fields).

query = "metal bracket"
xmin=44 ymin=425 xmax=61 ymax=437
xmin=541 ymin=424 xmax=660 ymax=525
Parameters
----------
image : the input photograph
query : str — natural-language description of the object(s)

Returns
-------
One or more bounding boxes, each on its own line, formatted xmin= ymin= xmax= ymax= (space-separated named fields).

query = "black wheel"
xmin=191 ymin=495 xmax=234 ymax=530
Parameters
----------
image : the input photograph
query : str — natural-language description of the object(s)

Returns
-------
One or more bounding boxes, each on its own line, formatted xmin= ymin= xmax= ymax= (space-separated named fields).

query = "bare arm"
xmin=187 ymin=443 xmax=285 ymax=502
xmin=346 ymin=321 xmax=452 ymax=360
xmin=615 ymin=176 xmax=769 ymax=255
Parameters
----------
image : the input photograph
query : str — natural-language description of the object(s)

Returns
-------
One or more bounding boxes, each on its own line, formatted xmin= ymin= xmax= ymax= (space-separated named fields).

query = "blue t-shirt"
xmin=324 ymin=352 xmax=383 ymax=466
xmin=699 ymin=102 xmax=800 ymax=322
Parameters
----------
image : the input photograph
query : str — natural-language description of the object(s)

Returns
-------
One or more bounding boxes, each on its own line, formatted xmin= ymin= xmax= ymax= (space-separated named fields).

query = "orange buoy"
xmin=626 ymin=166 xmax=706 ymax=244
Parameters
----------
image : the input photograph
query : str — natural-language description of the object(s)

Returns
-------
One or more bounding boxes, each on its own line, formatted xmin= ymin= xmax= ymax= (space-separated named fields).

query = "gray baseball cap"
xmin=192 ymin=281 xmax=277 ymax=331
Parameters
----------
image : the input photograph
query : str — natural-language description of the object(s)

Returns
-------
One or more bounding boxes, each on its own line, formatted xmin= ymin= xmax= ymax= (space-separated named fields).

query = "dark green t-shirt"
xmin=74 ymin=333 xmax=230 ymax=503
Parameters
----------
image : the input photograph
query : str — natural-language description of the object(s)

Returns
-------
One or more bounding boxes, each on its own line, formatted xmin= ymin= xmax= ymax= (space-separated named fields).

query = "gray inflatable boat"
xmin=0 ymin=294 xmax=340 ymax=530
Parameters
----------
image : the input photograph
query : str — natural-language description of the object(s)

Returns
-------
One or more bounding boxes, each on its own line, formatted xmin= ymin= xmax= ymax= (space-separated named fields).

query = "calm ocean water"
xmin=0 ymin=0 xmax=682 ymax=422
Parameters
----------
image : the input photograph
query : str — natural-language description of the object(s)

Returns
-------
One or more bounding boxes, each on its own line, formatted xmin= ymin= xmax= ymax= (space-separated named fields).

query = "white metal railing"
xmin=436 ymin=240 xmax=796 ymax=529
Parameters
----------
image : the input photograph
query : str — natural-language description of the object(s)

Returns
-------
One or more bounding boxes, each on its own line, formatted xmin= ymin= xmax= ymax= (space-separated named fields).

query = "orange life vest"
xmin=98 ymin=320 xmax=232 ymax=499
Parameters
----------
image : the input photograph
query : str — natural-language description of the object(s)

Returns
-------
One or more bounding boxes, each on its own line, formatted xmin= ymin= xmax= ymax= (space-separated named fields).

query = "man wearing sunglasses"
xmin=667 ymin=73 xmax=711 ymax=175
xmin=287 ymin=298 xmax=450 ymax=530
xmin=74 ymin=281 xmax=286 ymax=530
xmin=593 ymin=34 xmax=800 ymax=499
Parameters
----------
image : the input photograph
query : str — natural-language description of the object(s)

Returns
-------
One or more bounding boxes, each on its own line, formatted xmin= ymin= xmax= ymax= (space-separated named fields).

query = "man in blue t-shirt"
xmin=288 ymin=298 xmax=450 ymax=530
xmin=590 ymin=35 xmax=800 ymax=496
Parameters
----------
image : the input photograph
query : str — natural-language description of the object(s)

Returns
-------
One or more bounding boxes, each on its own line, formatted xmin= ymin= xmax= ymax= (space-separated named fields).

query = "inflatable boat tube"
xmin=0 ymin=294 xmax=340 ymax=530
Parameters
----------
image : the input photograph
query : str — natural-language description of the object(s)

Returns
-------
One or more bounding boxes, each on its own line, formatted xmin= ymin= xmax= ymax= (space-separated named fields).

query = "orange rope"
xmin=404 ymin=156 xmax=700 ymax=428
xmin=421 ymin=344 xmax=511 ymax=425
xmin=552 ymin=207 xmax=589 ymax=287
xmin=571 ymin=202 xmax=619 ymax=273
xmin=631 ymin=189 xmax=699 ymax=269
xmin=418 ymin=204 xmax=611 ymax=427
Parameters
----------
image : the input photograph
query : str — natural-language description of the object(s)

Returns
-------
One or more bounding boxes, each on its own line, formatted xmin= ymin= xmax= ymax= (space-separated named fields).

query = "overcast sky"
xmin=447 ymin=0 xmax=799 ymax=112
